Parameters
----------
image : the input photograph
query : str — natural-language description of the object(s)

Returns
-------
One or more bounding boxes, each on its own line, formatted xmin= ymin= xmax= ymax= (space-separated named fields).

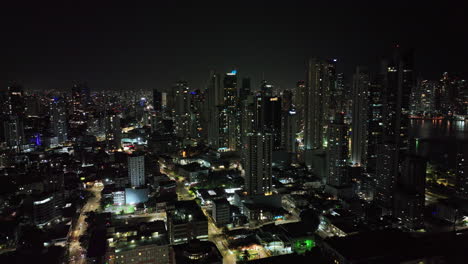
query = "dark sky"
xmin=1 ymin=1 xmax=467 ymax=92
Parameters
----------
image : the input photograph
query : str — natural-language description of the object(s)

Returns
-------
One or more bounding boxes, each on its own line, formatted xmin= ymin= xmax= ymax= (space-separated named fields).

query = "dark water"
xmin=410 ymin=119 xmax=468 ymax=169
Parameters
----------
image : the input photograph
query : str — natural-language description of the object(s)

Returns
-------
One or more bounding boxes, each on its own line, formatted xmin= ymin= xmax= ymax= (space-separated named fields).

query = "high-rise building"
xmin=50 ymin=97 xmax=68 ymax=144
xmin=128 ymin=153 xmax=145 ymax=187
xmin=366 ymin=75 xmax=385 ymax=175
xmin=260 ymin=80 xmax=274 ymax=97
xmin=327 ymin=113 xmax=349 ymax=187
xmin=7 ymin=84 xmax=25 ymax=117
xmin=153 ymin=88 xmax=162 ymax=112
xmin=105 ymin=112 xmax=121 ymax=150
xmin=295 ymin=80 xmax=306 ymax=130
xmin=258 ymin=95 xmax=282 ymax=149
xmin=222 ymin=70 xmax=239 ymax=151
xmin=2 ymin=115 xmax=24 ymax=149
xmin=394 ymin=155 xmax=426 ymax=230
xmin=206 ymin=72 xmax=223 ymax=149
xmin=173 ymin=81 xmax=191 ymax=138
xmin=374 ymin=48 xmax=415 ymax=212
xmin=303 ymin=58 xmax=336 ymax=150
xmin=240 ymin=77 xmax=251 ymax=101
xmin=244 ymin=133 xmax=273 ymax=196
xmin=351 ymin=67 xmax=370 ymax=166
xmin=281 ymin=108 xmax=298 ymax=153
xmin=381 ymin=48 xmax=414 ymax=161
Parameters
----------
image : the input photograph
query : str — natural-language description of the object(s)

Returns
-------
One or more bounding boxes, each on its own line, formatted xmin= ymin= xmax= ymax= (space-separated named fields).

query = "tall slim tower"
xmin=153 ymin=88 xmax=162 ymax=112
xmin=303 ymin=58 xmax=335 ymax=150
xmin=375 ymin=48 xmax=415 ymax=212
xmin=206 ymin=72 xmax=223 ymax=149
xmin=351 ymin=67 xmax=370 ymax=166
xmin=50 ymin=97 xmax=68 ymax=144
xmin=223 ymin=70 xmax=239 ymax=151
xmin=173 ymin=81 xmax=191 ymax=138
xmin=7 ymin=84 xmax=25 ymax=117
xmin=245 ymin=133 xmax=273 ymax=196
xmin=327 ymin=113 xmax=349 ymax=187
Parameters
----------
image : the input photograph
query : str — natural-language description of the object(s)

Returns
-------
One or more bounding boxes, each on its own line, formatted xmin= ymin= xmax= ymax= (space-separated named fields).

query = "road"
xmin=68 ymin=183 xmax=103 ymax=264
xmin=206 ymin=211 xmax=237 ymax=264
xmin=175 ymin=178 xmax=194 ymax=201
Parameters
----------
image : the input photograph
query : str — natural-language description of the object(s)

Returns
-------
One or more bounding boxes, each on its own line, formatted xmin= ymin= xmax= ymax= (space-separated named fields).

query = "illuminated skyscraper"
xmin=173 ymin=81 xmax=191 ymax=138
xmin=351 ymin=67 xmax=370 ymax=166
xmin=222 ymin=70 xmax=239 ymax=151
xmin=375 ymin=48 xmax=415 ymax=212
xmin=7 ymin=84 xmax=25 ymax=117
xmin=245 ymin=133 xmax=273 ymax=196
xmin=50 ymin=97 xmax=68 ymax=144
xmin=206 ymin=72 xmax=224 ymax=149
xmin=327 ymin=113 xmax=349 ymax=187
xmin=303 ymin=58 xmax=336 ymax=150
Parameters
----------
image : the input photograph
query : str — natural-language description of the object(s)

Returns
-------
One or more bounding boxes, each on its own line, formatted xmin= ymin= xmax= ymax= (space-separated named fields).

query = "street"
xmin=68 ymin=183 xmax=103 ymax=264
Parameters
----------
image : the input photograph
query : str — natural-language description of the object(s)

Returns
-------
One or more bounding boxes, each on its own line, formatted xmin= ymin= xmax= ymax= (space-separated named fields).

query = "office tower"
xmin=282 ymin=108 xmax=298 ymax=153
xmin=394 ymin=155 xmax=426 ymax=230
xmin=327 ymin=113 xmax=349 ymax=187
xmin=168 ymin=200 xmax=208 ymax=244
xmin=366 ymin=76 xmax=385 ymax=175
xmin=7 ymin=84 xmax=25 ymax=117
xmin=212 ymin=198 xmax=231 ymax=226
xmin=303 ymin=58 xmax=335 ymax=150
xmin=245 ymin=133 xmax=273 ymax=196
xmin=153 ymin=88 xmax=162 ymax=111
xmin=351 ymin=67 xmax=370 ymax=166
xmin=223 ymin=70 xmax=239 ymax=151
xmin=2 ymin=115 xmax=24 ymax=149
xmin=173 ymin=81 xmax=191 ymax=138
xmin=240 ymin=77 xmax=251 ymax=101
xmin=128 ymin=153 xmax=145 ymax=187
xmin=50 ymin=97 xmax=68 ymax=144
xmin=456 ymin=142 xmax=468 ymax=199
xmin=206 ymin=72 xmax=224 ymax=149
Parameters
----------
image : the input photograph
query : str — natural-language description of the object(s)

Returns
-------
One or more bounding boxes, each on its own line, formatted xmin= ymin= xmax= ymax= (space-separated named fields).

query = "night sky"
xmin=1 ymin=1 xmax=467 ymax=92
